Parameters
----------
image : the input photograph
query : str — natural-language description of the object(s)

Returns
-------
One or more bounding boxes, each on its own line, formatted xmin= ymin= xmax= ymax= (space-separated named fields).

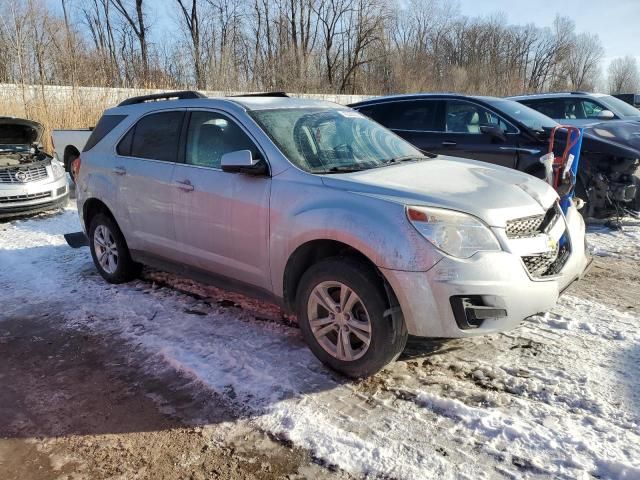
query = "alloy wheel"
xmin=93 ymin=224 xmax=118 ymax=274
xmin=307 ymin=281 xmax=372 ymax=361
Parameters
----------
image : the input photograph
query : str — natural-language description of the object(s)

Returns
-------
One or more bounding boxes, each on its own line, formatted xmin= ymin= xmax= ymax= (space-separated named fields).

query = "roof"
xmin=106 ymin=93 xmax=343 ymax=116
xmin=507 ymin=92 xmax=607 ymax=101
xmin=348 ymin=93 xmax=504 ymax=107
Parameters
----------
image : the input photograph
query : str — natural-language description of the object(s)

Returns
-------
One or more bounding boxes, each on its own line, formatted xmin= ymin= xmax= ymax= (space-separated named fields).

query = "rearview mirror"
xmin=479 ymin=124 xmax=507 ymax=142
xmin=221 ymin=150 xmax=268 ymax=176
xmin=596 ymin=110 xmax=615 ymax=120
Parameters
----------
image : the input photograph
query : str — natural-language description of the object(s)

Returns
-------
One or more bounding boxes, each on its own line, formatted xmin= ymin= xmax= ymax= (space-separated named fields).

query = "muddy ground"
xmin=0 ymin=316 xmax=351 ymax=480
xmin=0 ymin=204 xmax=637 ymax=480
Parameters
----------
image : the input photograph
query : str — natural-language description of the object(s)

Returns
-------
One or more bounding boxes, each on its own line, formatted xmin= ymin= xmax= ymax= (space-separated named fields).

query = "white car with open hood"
xmin=0 ymin=117 xmax=69 ymax=218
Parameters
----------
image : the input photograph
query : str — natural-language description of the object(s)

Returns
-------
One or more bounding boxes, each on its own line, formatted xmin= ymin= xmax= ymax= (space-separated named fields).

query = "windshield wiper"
xmin=322 ymin=165 xmax=370 ymax=174
xmin=380 ymin=154 xmax=431 ymax=165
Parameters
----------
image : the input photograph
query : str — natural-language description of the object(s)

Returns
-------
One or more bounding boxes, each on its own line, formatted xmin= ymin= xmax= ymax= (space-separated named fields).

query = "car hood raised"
xmin=0 ymin=117 xmax=44 ymax=148
xmin=321 ymin=156 xmax=558 ymax=227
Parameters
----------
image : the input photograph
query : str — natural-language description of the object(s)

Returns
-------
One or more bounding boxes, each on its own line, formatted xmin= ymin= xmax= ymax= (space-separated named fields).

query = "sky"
xmin=457 ymin=0 xmax=640 ymax=71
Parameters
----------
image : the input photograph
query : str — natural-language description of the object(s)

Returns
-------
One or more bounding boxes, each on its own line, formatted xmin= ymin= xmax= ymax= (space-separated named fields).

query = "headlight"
xmin=406 ymin=206 xmax=501 ymax=258
xmin=51 ymin=159 xmax=66 ymax=179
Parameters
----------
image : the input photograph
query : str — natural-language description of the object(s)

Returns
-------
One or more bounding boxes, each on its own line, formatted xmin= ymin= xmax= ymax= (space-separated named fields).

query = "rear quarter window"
xmin=117 ymin=111 xmax=185 ymax=161
xmin=83 ymin=114 xmax=127 ymax=152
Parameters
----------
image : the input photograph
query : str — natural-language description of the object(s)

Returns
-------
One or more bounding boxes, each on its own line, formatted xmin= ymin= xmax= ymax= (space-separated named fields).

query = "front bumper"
xmin=381 ymin=204 xmax=591 ymax=338
xmin=0 ymin=175 xmax=69 ymax=219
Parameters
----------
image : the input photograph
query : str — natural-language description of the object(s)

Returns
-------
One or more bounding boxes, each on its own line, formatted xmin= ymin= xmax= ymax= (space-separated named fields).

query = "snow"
xmin=1 ymin=207 xmax=639 ymax=479
xmin=587 ymin=223 xmax=640 ymax=260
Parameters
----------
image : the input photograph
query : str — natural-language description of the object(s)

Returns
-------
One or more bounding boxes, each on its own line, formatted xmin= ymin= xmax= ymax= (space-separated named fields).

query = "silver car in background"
xmin=74 ymin=92 xmax=591 ymax=377
xmin=0 ymin=117 xmax=69 ymax=218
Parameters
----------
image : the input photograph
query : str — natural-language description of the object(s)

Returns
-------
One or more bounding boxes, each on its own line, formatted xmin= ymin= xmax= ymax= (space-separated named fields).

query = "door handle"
xmin=112 ymin=166 xmax=126 ymax=175
xmin=441 ymin=141 xmax=457 ymax=147
xmin=175 ymin=179 xmax=194 ymax=192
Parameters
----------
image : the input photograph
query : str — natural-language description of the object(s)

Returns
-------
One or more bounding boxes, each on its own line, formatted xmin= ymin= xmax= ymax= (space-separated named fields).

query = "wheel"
xmin=631 ymin=172 xmax=640 ymax=212
xmin=89 ymin=213 xmax=141 ymax=283
xmin=296 ymin=257 xmax=408 ymax=378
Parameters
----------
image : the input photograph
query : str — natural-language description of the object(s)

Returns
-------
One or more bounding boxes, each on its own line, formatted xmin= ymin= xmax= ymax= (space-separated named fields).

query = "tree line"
xmin=0 ymin=0 xmax=638 ymax=96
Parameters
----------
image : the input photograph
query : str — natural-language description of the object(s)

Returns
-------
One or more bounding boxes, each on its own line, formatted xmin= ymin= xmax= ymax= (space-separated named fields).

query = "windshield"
xmin=249 ymin=108 xmax=425 ymax=173
xmin=597 ymin=95 xmax=640 ymax=117
xmin=484 ymin=99 xmax=559 ymax=132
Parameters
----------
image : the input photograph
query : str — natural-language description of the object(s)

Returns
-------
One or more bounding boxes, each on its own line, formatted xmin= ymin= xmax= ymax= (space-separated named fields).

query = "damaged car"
xmin=73 ymin=91 xmax=591 ymax=378
xmin=0 ymin=117 xmax=69 ymax=219
xmin=349 ymin=94 xmax=639 ymax=219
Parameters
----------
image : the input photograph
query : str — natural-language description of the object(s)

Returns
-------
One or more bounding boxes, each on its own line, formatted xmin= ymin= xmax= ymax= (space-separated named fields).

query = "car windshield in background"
xmin=597 ymin=95 xmax=640 ymax=117
xmin=484 ymin=99 xmax=559 ymax=132
xmin=249 ymin=108 xmax=425 ymax=174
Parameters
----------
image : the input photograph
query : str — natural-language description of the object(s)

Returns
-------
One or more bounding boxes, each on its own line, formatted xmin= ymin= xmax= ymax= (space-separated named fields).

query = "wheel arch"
xmin=82 ymin=197 xmax=117 ymax=232
xmin=63 ymin=145 xmax=81 ymax=170
xmin=282 ymin=239 xmax=399 ymax=315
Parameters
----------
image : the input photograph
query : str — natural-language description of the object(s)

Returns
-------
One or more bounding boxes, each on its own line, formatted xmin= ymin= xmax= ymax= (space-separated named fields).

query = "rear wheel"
xmin=296 ymin=257 xmax=407 ymax=378
xmin=89 ymin=213 xmax=141 ymax=283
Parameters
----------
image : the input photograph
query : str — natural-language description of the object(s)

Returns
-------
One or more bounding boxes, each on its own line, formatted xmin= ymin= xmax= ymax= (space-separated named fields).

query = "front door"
xmin=440 ymin=99 xmax=518 ymax=168
xmin=171 ymin=110 xmax=272 ymax=291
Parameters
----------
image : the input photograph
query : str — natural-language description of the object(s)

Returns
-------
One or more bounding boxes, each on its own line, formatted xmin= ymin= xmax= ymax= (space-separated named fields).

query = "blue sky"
xmin=457 ymin=0 xmax=640 ymax=69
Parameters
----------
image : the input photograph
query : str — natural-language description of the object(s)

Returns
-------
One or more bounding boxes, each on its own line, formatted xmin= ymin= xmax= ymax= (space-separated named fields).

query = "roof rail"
xmin=228 ymin=92 xmax=289 ymax=98
xmin=118 ymin=90 xmax=206 ymax=106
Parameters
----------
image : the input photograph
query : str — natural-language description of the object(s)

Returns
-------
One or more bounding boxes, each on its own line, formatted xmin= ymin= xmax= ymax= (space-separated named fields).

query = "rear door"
xmin=171 ymin=109 xmax=272 ymax=291
xmin=114 ymin=109 xmax=185 ymax=260
xmin=440 ymin=99 xmax=518 ymax=168
xmin=356 ymin=100 xmax=445 ymax=154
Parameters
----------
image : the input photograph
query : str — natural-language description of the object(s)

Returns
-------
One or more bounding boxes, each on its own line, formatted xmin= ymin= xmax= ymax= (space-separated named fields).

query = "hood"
xmin=582 ymin=120 xmax=640 ymax=158
xmin=0 ymin=117 xmax=44 ymax=148
xmin=321 ymin=157 xmax=558 ymax=227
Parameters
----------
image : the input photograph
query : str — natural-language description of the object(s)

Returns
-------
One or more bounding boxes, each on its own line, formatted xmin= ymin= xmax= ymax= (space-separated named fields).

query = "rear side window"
xmin=83 ymin=114 xmax=127 ymax=152
xmin=358 ymin=101 xmax=442 ymax=131
xmin=118 ymin=111 xmax=185 ymax=161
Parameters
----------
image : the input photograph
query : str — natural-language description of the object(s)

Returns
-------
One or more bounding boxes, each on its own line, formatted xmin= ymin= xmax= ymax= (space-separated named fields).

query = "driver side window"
xmin=186 ymin=111 xmax=258 ymax=169
xmin=581 ymin=100 xmax=605 ymax=119
xmin=445 ymin=101 xmax=515 ymax=134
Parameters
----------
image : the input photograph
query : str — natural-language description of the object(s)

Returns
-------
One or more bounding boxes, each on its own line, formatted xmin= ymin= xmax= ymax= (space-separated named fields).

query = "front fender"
xmin=269 ymin=176 xmax=442 ymax=298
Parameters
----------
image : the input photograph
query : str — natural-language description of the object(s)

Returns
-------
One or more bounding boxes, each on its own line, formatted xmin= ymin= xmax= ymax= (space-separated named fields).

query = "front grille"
xmin=0 ymin=164 xmax=49 ymax=184
xmin=522 ymin=245 xmax=570 ymax=278
xmin=508 ymin=203 xmax=571 ymax=278
xmin=506 ymin=206 xmax=558 ymax=239
xmin=0 ymin=191 xmax=51 ymax=204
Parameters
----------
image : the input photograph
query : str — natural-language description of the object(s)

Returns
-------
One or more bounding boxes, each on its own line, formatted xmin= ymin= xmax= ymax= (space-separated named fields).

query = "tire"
xmin=296 ymin=257 xmax=408 ymax=378
xmin=631 ymin=172 xmax=640 ymax=212
xmin=88 ymin=213 xmax=141 ymax=283
xmin=65 ymin=154 xmax=78 ymax=183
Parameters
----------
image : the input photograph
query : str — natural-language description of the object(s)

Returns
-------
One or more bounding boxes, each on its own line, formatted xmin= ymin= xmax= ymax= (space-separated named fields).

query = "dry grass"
xmin=0 ymin=87 xmax=118 ymax=152
xmin=0 ymin=84 xmax=366 ymax=153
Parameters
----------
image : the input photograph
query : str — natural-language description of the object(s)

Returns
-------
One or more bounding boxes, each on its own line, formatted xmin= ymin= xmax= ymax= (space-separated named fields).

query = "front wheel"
xmin=296 ymin=258 xmax=407 ymax=378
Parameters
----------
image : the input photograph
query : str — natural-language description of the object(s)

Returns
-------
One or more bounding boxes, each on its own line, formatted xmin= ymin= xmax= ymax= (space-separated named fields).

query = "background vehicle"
xmin=508 ymin=91 xmax=640 ymax=126
xmin=75 ymin=91 xmax=590 ymax=378
xmin=613 ymin=93 xmax=640 ymax=108
xmin=0 ymin=117 xmax=69 ymax=218
xmin=350 ymin=94 xmax=639 ymax=218
xmin=51 ymin=128 xmax=92 ymax=181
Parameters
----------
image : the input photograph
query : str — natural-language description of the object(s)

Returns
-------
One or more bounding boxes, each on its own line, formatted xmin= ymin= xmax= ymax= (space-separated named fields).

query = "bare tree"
xmin=608 ymin=56 xmax=640 ymax=94
xmin=565 ymin=33 xmax=604 ymax=90
xmin=110 ymin=0 xmax=149 ymax=85
xmin=175 ymin=0 xmax=205 ymax=88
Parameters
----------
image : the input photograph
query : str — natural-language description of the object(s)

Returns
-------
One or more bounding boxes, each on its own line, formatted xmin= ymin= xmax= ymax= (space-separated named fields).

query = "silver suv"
xmin=75 ymin=91 xmax=591 ymax=377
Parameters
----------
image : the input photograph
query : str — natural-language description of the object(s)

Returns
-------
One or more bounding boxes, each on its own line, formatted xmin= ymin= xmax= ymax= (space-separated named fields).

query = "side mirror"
xmin=221 ymin=150 xmax=268 ymax=176
xmin=596 ymin=110 xmax=615 ymax=120
xmin=479 ymin=124 xmax=507 ymax=142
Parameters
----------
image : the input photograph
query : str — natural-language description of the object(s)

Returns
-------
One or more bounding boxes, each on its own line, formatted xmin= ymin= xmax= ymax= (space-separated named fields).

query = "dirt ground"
xmin=0 ymin=207 xmax=637 ymax=480
xmin=0 ymin=315 xmax=350 ymax=480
